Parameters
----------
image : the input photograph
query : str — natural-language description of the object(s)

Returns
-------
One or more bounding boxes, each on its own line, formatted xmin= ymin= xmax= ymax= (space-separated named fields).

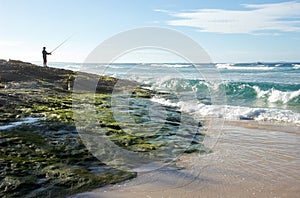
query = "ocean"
xmin=46 ymin=61 xmax=300 ymax=125
xmin=66 ymin=62 xmax=300 ymax=198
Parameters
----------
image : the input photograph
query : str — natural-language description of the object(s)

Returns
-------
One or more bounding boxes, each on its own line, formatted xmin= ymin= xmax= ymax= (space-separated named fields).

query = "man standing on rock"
xmin=42 ymin=47 xmax=51 ymax=67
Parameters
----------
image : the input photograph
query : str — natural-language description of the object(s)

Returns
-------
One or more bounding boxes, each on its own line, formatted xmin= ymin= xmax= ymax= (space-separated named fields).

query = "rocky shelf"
xmin=0 ymin=59 xmax=208 ymax=197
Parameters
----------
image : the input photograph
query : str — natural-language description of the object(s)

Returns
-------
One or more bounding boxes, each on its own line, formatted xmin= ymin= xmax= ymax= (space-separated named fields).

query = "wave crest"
xmin=254 ymin=86 xmax=300 ymax=104
xmin=150 ymin=96 xmax=300 ymax=124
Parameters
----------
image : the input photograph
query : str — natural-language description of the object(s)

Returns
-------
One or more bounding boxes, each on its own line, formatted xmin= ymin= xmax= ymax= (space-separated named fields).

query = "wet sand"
xmin=72 ymin=120 xmax=300 ymax=198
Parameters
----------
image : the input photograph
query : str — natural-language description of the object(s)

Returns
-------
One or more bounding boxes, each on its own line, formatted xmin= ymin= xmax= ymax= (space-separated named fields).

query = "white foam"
xmin=254 ymin=86 xmax=300 ymax=104
xmin=150 ymin=63 xmax=192 ymax=68
xmin=150 ymin=96 xmax=300 ymax=124
xmin=108 ymin=65 xmax=125 ymax=69
xmin=216 ymin=63 xmax=274 ymax=70
xmin=0 ymin=117 xmax=40 ymax=130
xmin=215 ymin=63 xmax=233 ymax=69
xmin=292 ymin=64 xmax=300 ymax=69
xmin=150 ymin=97 xmax=180 ymax=108
xmin=253 ymin=86 xmax=269 ymax=98
xmin=268 ymin=89 xmax=300 ymax=103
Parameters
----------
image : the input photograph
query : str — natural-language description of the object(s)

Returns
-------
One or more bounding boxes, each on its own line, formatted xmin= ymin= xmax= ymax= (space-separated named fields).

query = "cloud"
xmin=156 ymin=1 xmax=300 ymax=34
xmin=153 ymin=9 xmax=173 ymax=14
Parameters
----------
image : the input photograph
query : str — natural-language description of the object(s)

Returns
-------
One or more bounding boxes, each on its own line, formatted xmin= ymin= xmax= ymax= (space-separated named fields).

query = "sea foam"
xmin=254 ymin=86 xmax=300 ymax=104
xmin=150 ymin=96 xmax=300 ymax=124
xmin=216 ymin=63 xmax=274 ymax=70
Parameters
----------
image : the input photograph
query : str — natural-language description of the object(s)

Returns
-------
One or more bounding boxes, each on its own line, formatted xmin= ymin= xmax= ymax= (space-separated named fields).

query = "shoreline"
xmin=0 ymin=59 xmax=207 ymax=197
xmin=72 ymin=119 xmax=300 ymax=197
xmin=1 ymin=60 xmax=299 ymax=197
xmin=0 ymin=60 xmax=139 ymax=197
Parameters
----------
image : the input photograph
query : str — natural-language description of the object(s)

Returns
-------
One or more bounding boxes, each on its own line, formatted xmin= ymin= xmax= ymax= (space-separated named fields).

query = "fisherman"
xmin=42 ymin=47 xmax=51 ymax=67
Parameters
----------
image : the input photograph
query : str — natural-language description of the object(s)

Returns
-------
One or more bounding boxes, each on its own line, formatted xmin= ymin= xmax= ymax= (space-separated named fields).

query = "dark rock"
xmin=0 ymin=176 xmax=40 ymax=197
xmin=0 ymin=59 xmax=208 ymax=197
xmin=0 ymin=59 xmax=7 ymax=64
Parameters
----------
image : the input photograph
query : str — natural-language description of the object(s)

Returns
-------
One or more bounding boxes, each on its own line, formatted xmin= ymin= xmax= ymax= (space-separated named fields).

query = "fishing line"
xmin=50 ymin=34 xmax=74 ymax=53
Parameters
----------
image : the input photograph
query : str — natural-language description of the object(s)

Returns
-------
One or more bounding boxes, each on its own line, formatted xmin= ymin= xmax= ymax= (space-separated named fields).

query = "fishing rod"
xmin=50 ymin=34 xmax=74 ymax=54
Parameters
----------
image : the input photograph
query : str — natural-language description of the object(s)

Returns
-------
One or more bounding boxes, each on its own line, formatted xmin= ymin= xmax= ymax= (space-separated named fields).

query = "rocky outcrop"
xmin=0 ymin=60 xmax=208 ymax=197
xmin=0 ymin=61 xmax=137 ymax=197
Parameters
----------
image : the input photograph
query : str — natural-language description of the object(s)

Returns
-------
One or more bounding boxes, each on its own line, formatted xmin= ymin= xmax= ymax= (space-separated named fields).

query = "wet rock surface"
xmin=0 ymin=60 xmax=208 ymax=197
xmin=0 ymin=61 xmax=137 ymax=197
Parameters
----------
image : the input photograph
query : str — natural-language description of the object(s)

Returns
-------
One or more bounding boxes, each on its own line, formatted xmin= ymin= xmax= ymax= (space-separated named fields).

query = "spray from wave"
xmin=147 ymin=78 xmax=300 ymax=124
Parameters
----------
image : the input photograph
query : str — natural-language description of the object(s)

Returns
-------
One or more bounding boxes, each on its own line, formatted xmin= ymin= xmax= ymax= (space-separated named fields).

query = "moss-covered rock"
xmin=0 ymin=61 xmax=139 ymax=197
xmin=40 ymin=163 xmax=136 ymax=196
xmin=0 ymin=122 xmax=137 ymax=198
xmin=0 ymin=175 xmax=40 ymax=197
xmin=0 ymin=60 xmax=208 ymax=197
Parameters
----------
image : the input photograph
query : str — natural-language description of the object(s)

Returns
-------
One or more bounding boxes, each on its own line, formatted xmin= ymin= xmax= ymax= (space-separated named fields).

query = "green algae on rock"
xmin=0 ymin=60 xmax=209 ymax=197
xmin=0 ymin=121 xmax=137 ymax=197
xmin=0 ymin=61 xmax=137 ymax=197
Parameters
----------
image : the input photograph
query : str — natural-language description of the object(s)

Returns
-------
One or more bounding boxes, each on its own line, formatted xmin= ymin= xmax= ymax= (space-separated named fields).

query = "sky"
xmin=0 ymin=0 xmax=300 ymax=63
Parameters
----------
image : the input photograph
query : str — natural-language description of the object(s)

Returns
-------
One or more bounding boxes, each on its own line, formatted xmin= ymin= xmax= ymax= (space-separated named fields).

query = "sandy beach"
xmin=2 ymin=1 xmax=300 ymax=198
xmin=1 ymin=60 xmax=299 ymax=197
xmin=72 ymin=120 xmax=300 ymax=198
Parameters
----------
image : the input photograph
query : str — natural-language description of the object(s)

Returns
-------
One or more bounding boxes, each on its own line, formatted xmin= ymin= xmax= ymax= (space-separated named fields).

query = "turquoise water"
xmin=47 ymin=62 xmax=300 ymax=124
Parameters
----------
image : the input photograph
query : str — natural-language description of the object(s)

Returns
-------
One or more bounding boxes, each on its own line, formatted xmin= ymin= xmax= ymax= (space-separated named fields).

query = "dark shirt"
xmin=42 ymin=49 xmax=50 ymax=59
